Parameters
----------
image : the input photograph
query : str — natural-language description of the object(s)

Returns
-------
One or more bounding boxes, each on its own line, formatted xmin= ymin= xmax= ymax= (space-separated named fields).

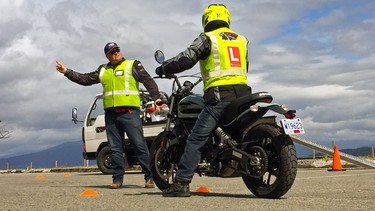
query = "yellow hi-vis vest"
xmin=200 ymin=28 xmax=248 ymax=91
xmin=99 ymin=60 xmax=140 ymax=109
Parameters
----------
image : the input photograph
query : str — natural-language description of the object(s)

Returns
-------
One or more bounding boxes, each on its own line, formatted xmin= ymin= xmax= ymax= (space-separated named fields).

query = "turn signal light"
xmin=281 ymin=104 xmax=288 ymax=111
xmin=250 ymin=105 xmax=259 ymax=112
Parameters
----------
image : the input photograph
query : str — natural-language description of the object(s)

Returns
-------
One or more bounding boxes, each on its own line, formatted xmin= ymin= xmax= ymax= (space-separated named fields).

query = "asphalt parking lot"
xmin=1 ymin=168 xmax=374 ymax=210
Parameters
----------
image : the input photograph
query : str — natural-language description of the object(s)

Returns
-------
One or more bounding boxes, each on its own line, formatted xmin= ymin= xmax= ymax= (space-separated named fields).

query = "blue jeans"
xmin=175 ymin=101 xmax=230 ymax=182
xmin=105 ymin=109 xmax=152 ymax=183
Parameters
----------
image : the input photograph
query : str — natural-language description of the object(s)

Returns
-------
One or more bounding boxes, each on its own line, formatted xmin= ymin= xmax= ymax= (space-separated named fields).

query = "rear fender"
xmin=242 ymin=116 xmax=278 ymax=141
xmin=255 ymin=102 xmax=287 ymax=115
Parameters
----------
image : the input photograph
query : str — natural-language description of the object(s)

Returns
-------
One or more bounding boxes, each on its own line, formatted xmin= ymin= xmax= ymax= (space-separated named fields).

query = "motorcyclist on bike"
xmin=156 ymin=4 xmax=252 ymax=197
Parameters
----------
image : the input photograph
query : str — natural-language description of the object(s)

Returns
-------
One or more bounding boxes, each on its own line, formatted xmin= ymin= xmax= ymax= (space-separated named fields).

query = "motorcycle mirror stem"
xmin=154 ymin=50 xmax=165 ymax=64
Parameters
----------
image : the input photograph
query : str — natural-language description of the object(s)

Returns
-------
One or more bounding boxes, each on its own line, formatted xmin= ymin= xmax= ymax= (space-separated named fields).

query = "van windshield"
xmin=87 ymin=97 xmax=104 ymax=126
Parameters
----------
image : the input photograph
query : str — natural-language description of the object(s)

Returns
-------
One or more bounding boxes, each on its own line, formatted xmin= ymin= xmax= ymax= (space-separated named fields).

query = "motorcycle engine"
xmin=219 ymin=160 xmax=240 ymax=177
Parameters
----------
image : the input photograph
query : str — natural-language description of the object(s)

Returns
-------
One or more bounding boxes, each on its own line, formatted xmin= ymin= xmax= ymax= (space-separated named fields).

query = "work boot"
xmin=162 ymin=179 xmax=191 ymax=197
xmin=145 ymin=179 xmax=155 ymax=188
xmin=110 ymin=181 xmax=123 ymax=189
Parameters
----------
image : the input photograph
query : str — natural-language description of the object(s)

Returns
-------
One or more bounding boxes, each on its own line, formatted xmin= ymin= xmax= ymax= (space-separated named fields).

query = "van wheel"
xmin=97 ymin=146 xmax=113 ymax=175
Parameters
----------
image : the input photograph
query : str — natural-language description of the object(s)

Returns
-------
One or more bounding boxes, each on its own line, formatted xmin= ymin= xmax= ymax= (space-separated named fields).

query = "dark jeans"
xmin=105 ymin=109 xmax=152 ymax=183
xmin=175 ymin=101 xmax=230 ymax=182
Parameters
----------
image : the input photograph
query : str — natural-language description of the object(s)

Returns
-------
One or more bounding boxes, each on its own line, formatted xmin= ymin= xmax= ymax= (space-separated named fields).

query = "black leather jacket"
xmin=65 ymin=58 xmax=160 ymax=100
xmin=159 ymin=29 xmax=251 ymax=105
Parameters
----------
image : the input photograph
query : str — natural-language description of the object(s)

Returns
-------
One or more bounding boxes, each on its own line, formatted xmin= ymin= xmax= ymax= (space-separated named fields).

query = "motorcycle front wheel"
xmin=150 ymin=131 xmax=181 ymax=191
xmin=241 ymin=124 xmax=297 ymax=199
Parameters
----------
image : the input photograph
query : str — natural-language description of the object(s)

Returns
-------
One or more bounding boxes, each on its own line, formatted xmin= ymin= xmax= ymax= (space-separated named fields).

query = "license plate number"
xmin=280 ymin=118 xmax=305 ymax=134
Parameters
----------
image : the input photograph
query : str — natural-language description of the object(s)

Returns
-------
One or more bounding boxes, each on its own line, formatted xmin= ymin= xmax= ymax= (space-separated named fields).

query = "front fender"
xmin=153 ymin=131 xmax=179 ymax=149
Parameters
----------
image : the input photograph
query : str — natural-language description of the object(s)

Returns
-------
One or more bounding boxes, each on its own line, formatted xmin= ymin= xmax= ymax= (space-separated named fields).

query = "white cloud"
xmin=0 ymin=0 xmax=374 ymax=158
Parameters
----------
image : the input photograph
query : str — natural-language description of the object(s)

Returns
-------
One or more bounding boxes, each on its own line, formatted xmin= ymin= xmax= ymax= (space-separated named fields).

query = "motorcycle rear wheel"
xmin=242 ymin=124 xmax=297 ymax=199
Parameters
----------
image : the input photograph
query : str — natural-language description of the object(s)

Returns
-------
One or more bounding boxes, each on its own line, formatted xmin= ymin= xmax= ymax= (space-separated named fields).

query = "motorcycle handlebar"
xmin=179 ymin=77 xmax=202 ymax=94
xmin=155 ymin=99 xmax=168 ymax=106
xmin=154 ymin=73 xmax=201 ymax=95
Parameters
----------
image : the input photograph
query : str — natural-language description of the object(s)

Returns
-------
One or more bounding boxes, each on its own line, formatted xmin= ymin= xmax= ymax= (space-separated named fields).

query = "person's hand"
xmin=154 ymin=98 xmax=163 ymax=111
xmin=155 ymin=66 xmax=164 ymax=76
xmin=56 ymin=61 xmax=67 ymax=74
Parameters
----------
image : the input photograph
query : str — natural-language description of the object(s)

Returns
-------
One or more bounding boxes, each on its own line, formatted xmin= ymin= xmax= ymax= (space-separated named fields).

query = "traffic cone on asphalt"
xmin=63 ymin=172 xmax=71 ymax=177
xmin=328 ymin=144 xmax=346 ymax=171
xmin=196 ymin=186 xmax=212 ymax=193
xmin=80 ymin=189 xmax=99 ymax=197
xmin=35 ymin=175 xmax=45 ymax=179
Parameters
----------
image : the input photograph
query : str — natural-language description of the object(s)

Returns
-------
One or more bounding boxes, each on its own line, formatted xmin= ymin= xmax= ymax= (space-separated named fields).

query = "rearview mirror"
xmin=154 ymin=50 xmax=165 ymax=64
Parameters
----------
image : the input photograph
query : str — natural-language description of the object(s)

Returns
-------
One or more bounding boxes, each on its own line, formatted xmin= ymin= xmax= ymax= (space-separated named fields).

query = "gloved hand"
xmin=155 ymin=66 xmax=164 ymax=76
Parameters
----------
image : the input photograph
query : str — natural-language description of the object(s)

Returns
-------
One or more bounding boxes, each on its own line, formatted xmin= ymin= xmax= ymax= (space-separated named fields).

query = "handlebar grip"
xmin=156 ymin=100 xmax=168 ymax=106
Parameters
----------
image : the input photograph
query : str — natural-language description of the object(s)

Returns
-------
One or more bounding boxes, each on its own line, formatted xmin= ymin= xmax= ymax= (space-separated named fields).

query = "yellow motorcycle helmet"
xmin=202 ymin=4 xmax=230 ymax=32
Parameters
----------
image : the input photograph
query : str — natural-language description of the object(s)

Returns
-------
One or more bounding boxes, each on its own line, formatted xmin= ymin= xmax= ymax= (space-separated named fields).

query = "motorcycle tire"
xmin=150 ymin=131 xmax=180 ymax=191
xmin=96 ymin=145 xmax=129 ymax=175
xmin=241 ymin=124 xmax=297 ymax=199
xmin=97 ymin=146 xmax=113 ymax=175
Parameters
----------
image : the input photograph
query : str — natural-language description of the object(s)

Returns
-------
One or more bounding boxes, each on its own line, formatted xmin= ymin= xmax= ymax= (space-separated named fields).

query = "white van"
xmin=72 ymin=90 xmax=167 ymax=174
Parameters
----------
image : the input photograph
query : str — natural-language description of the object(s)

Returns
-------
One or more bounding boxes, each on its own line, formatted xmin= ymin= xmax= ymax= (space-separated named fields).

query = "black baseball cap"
xmin=104 ymin=42 xmax=120 ymax=54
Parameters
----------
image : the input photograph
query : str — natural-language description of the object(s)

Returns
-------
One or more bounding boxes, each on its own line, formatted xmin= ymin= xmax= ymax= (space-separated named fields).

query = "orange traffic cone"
xmin=80 ymin=189 xmax=99 ymax=197
xmin=328 ymin=144 xmax=346 ymax=171
xmin=195 ymin=186 xmax=212 ymax=193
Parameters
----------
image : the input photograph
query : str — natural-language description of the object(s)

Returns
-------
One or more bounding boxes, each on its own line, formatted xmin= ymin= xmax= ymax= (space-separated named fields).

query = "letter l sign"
xmin=227 ymin=46 xmax=241 ymax=67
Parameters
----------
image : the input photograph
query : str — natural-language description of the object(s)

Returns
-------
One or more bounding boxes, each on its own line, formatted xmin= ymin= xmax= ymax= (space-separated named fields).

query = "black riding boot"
xmin=162 ymin=179 xmax=191 ymax=197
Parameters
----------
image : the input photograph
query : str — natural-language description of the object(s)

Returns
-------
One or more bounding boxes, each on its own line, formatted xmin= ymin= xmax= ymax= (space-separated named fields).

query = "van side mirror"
xmin=72 ymin=108 xmax=78 ymax=124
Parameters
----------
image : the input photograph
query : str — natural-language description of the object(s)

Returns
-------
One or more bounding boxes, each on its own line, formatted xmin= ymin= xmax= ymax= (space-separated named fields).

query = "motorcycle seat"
xmin=220 ymin=92 xmax=273 ymax=125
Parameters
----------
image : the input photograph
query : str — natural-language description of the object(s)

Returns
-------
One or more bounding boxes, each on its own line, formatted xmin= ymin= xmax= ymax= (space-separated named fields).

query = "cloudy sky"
xmin=1 ymin=0 xmax=374 ymax=158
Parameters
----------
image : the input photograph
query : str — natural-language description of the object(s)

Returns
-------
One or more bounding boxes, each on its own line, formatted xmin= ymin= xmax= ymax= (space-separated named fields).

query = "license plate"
xmin=280 ymin=118 xmax=305 ymax=135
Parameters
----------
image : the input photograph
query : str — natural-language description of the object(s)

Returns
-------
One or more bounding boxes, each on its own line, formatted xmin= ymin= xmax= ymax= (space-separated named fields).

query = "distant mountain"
xmin=309 ymin=146 xmax=375 ymax=158
xmin=295 ymin=141 xmax=375 ymax=158
xmin=1 ymin=139 xmax=374 ymax=170
xmin=341 ymin=147 xmax=374 ymax=156
xmin=0 ymin=141 xmax=86 ymax=170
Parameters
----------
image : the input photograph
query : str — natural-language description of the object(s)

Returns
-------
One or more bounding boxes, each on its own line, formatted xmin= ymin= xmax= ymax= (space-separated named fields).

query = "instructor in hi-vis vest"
xmin=156 ymin=4 xmax=252 ymax=197
xmin=56 ymin=42 xmax=161 ymax=189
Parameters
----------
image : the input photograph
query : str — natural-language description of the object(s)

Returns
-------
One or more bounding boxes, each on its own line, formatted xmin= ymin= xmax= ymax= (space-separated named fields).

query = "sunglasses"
xmin=109 ymin=48 xmax=120 ymax=55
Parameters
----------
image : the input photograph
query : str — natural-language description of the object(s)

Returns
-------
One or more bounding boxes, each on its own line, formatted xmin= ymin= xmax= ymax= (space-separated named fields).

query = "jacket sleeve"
xmin=161 ymin=34 xmax=211 ymax=74
xmin=132 ymin=60 xmax=160 ymax=100
xmin=64 ymin=66 xmax=101 ymax=86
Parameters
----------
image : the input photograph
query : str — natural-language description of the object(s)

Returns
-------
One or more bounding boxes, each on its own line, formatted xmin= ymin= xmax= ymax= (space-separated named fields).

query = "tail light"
xmin=258 ymin=97 xmax=272 ymax=103
xmin=284 ymin=110 xmax=296 ymax=119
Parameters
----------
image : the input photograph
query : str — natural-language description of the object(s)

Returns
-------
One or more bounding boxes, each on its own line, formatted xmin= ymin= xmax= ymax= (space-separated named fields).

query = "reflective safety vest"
xmin=99 ymin=60 xmax=140 ymax=109
xmin=200 ymin=28 xmax=248 ymax=91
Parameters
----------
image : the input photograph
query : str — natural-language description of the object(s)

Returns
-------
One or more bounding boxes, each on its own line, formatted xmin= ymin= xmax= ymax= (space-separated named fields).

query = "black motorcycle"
xmin=150 ymin=50 xmax=304 ymax=198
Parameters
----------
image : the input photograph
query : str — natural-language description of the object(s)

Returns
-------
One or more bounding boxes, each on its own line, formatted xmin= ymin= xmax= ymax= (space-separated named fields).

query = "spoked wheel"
xmin=150 ymin=132 xmax=182 ymax=191
xmin=242 ymin=124 xmax=297 ymax=199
